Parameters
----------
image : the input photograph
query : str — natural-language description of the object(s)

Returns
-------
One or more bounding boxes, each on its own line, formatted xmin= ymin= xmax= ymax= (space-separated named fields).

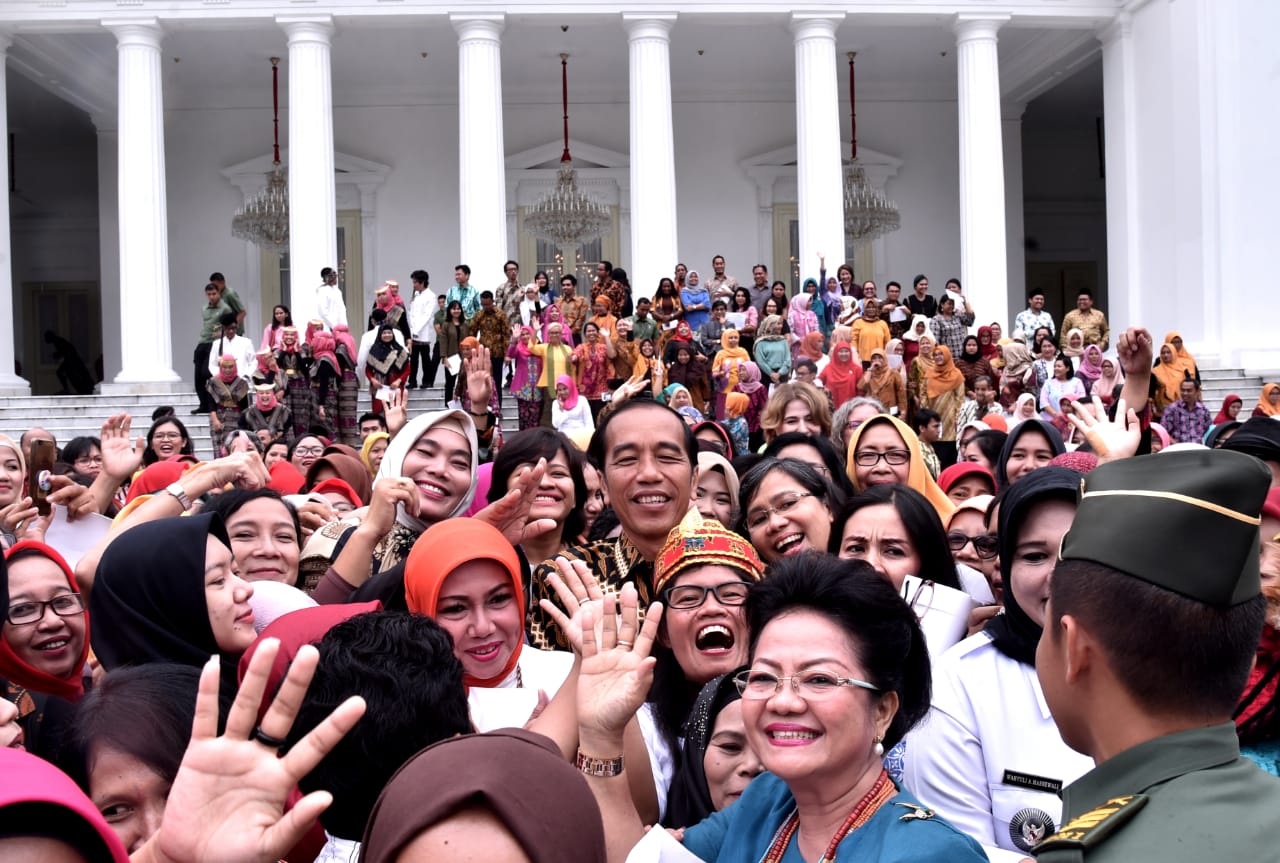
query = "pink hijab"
xmin=556 ymin=374 xmax=580 ymax=410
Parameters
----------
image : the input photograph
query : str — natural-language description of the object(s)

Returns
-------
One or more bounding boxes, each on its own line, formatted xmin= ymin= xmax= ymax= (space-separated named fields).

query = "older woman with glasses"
xmin=573 ymin=553 xmax=986 ymax=863
xmin=737 ymin=458 xmax=842 ymax=565
xmin=901 ymin=467 xmax=1092 ymax=860
xmin=845 ymin=414 xmax=954 ymax=522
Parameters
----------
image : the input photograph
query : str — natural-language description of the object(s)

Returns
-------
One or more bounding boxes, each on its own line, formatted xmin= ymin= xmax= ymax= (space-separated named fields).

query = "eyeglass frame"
xmin=733 ymin=669 xmax=882 ymax=700
xmin=946 ymin=531 xmax=999 ymax=560
xmin=293 ymin=446 xmax=325 ymax=457
xmin=662 ymin=581 xmax=751 ymax=611
xmin=852 ymin=449 xmax=912 ymax=468
xmin=745 ymin=491 xmax=815 ymax=530
xmin=6 ymin=592 xmax=85 ymax=626
xmin=152 ymin=431 xmax=185 ymax=442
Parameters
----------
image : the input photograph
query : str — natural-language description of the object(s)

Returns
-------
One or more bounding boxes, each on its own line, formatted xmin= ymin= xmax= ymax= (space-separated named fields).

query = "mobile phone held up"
xmin=27 ymin=439 xmax=57 ymax=517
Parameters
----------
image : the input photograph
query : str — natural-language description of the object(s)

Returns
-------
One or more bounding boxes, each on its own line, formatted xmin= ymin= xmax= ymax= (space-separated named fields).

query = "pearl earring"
xmin=874 ymin=736 xmax=885 ymax=758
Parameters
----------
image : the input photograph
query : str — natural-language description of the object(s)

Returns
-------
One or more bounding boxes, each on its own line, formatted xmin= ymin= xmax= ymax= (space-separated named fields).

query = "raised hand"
xmin=361 ymin=476 xmax=421 ymax=538
xmin=465 ymin=344 xmax=493 ymax=410
xmin=473 ymin=457 xmax=558 ymax=547
xmin=149 ymin=641 xmax=366 ymax=863
xmin=539 ymin=556 xmax=607 ymax=656
xmin=1067 ymin=395 xmax=1141 ymax=462
xmin=100 ymin=414 xmax=147 ymax=482
xmin=577 ymin=586 xmax=663 ymax=743
xmin=1116 ymin=327 xmax=1153 ymax=378
xmin=384 ymin=387 xmax=407 ymax=437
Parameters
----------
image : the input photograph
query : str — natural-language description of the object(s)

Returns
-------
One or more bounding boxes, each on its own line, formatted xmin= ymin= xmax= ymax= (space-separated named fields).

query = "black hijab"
xmin=663 ymin=669 xmax=747 ymax=829
xmin=90 ymin=514 xmax=234 ymax=680
xmin=958 ymin=336 xmax=983 ymax=364
xmin=994 ymin=419 xmax=1066 ymax=490
xmin=984 ymin=467 xmax=1081 ymax=666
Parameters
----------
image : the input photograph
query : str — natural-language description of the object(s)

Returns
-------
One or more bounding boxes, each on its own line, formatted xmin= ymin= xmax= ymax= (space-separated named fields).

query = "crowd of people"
xmin=2 ymin=255 xmax=1280 ymax=863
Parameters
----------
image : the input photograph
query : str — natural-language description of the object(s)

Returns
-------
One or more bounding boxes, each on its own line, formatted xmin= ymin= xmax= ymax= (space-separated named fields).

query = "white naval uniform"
xmin=901 ymin=631 xmax=1093 ymax=861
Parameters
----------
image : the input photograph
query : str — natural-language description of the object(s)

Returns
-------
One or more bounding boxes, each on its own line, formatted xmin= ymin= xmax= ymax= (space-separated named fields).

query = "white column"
xmin=1002 ymin=102 xmax=1026 ymax=329
xmin=280 ymin=16 xmax=337 ymax=330
xmin=955 ymin=14 xmax=1010 ymax=333
xmin=104 ymin=19 xmax=181 ymax=389
xmin=0 ymin=36 xmax=30 ymax=395
xmin=1098 ymin=14 xmax=1142 ymax=333
xmin=452 ymin=14 xmax=507 ymax=273
xmin=624 ymin=13 xmax=678 ymax=298
xmin=790 ymin=13 xmax=845 ymax=286
xmin=94 ymin=115 xmax=122 ymax=386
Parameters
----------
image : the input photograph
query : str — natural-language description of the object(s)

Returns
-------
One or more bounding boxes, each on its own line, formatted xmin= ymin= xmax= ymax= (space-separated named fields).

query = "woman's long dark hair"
xmin=829 ymin=484 xmax=961 ymax=590
xmin=142 ymin=417 xmax=195 ymax=466
xmin=270 ymin=304 xmax=293 ymax=332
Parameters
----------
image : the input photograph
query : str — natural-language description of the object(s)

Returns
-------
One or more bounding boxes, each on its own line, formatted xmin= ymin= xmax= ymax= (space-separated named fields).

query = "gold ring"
xmin=616 ymin=640 xmax=634 ymax=649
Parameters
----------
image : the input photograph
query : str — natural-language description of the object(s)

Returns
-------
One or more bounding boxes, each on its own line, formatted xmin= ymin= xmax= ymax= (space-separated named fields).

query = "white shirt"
xmin=407 ymin=288 xmax=437 ymax=342
xmin=207 ymin=333 xmax=258 ymax=381
xmin=316 ymin=282 xmax=348 ymax=332
xmin=901 ymin=631 xmax=1093 ymax=860
xmin=552 ymin=397 xmax=595 ymax=435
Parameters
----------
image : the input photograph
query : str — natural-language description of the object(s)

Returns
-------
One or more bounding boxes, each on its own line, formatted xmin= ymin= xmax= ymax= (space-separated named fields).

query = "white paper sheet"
xmin=625 ymin=825 xmax=708 ymax=863
xmin=42 ymin=505 xmax=112 ymax=570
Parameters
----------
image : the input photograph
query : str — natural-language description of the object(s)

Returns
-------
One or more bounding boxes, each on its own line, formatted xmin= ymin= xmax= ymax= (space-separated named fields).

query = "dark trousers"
xmin=409 ymin=341 xmax=438 ymax=388
xmin=490 ymin=355 xmax=505 ymax=407
xmin=194 ymin=342 xmax=215 ymax=410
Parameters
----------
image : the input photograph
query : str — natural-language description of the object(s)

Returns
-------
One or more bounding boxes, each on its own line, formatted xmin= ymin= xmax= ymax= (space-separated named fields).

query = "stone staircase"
xmin=0 ymin=385 xmax=519 ymax=459
xmin=1199 ymin=367 xmax=1266 ymax=413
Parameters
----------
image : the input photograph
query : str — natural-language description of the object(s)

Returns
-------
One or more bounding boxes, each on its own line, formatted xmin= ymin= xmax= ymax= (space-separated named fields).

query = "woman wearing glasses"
xmin=845 ymin=413 xmax=955 ymax=521
xmin=141 ymin=416 xmax=195 ymax=466
xmin=574 ymin=553 xmax=986 ymax=862
xmin=0 ymin=542 xmax=89 ymax=755
xmin=901 ymin=467 xmax=1092 ymax=860
xmin=737 ymin=458 xmax=842 ymax=564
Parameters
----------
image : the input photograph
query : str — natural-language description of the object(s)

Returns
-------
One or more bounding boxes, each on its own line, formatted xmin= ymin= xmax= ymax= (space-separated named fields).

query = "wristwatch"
xmin=575 ymin=749 xmax=625 ymax=778
xmin=164 ymin=481 xmax=192 ymax=511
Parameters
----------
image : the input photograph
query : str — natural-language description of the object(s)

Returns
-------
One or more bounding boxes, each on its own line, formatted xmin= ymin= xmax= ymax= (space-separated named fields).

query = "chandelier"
xmin=523 ymin=54 xmax=611 ymax=246
xmin=843 ymin=53 xmax=901 ymax=240
xmin=232 ymin=57 xmax=289 ymax=252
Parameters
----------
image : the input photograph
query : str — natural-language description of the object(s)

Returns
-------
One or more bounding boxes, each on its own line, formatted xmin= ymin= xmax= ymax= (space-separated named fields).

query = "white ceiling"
xmin=7 ymin=15 xmax=1099 ymax=125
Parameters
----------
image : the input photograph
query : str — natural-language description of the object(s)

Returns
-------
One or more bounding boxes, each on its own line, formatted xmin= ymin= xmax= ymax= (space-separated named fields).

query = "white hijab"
xmin=376 ymin=408 xmax=480 ymax=531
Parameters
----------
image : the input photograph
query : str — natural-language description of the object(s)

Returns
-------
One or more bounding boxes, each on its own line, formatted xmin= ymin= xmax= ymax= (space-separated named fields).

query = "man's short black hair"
xmin=561 ymin=274 xmax=577 ymax=287
xmin=288 ymin=611 xmax=470 ymax=841
xmin=588 ymin=399 xmax=697 ymax=477
xmin=504 ymin=259 xmax=519 ymax=271
xmin=1028 ymin=288 xmax=1045 ymax=300
xmin=204 ymin=282 xmax=219 ymax=293
xmin=219 ymin=312 xmax=237 ymax=328
xmin=1049 ymin=560 xmax=1265 ymax=719
xmin=599 ymin=259 xmax=613 ymax=273
xmin=913 ymin=408 xmax=941 ymax=434
xmin=886 ymin=280 xmax=901 ymax=291
xmin=712 ymin=300 xmax=728 ymax=311
xmin=410 ymin=269 xmax=429 ymax=284
xmin=793 ymin=358 xmax=818 ymax=375
xmin=637 ymin=296 xmax=651 ymax=306
xmin=358 ymin=412 xmax=387 ymax=430
xmin=371 ymin=308 xmax=388 ymax=323
xmin=480 ymin=290 xmax=494 ymax=301
xmin=1078 ymin=287 xmax=1094 ymax=299
xmin=321 ymin=267 xmax=335 ymax=279
xmin=455 ymin=264 xmax=471 ymax=276
xmin=208 ymin=272 xmax=225 ymax=283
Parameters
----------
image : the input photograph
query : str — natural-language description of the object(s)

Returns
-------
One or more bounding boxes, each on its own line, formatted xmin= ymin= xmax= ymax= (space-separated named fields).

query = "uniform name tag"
xmin=1002 ymin=769 xmax=1063 ymax=795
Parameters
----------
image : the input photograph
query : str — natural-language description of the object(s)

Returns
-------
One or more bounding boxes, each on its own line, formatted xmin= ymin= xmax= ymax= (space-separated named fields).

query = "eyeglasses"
xmin=74 ymin=456 xmax=103 ymax=466
xmin=946 ymin=532 xmax=999 ymax=560
xmin=153 ymin=432 xmax=184 ymax=442
xmin=663 ymin=582 xmax=751 ymax=611
xmin=853 ymin=449 xmax=911 ymax=468
xmin=745 ymin=491 xmax=813 ymax=530
xmin=294 ymin=447 xmax=324 ymax=457
xmin=734 ymin=669 xmax=881 ymax=700
xmin=7 ymin=593 xmax=84 ymax=626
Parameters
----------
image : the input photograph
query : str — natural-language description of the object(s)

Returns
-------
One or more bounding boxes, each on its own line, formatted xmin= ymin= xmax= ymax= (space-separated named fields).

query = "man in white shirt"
xmin=406 ymin=268 xmax=438 ymax=389
xmin=316 ymin=266 xmax=348 ymax=332
xmin=207 ymin=313 xmax=258 ymax=381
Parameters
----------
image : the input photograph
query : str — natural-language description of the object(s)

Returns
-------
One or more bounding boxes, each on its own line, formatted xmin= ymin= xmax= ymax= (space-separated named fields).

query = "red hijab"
xmin=977 ymin=326 xmax=999 ymax=360
xmin=1215 ymin=394 xmax=1242 ymax=425
xmin=819 ymin=342 xmax=863 ymax=408
xmin=0 ymin=542 xmax=89 ymax=702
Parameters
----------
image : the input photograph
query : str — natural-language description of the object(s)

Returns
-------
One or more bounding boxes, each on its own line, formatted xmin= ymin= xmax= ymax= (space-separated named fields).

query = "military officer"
xmin=1034 ymin=449 xmax=1280 ymax=861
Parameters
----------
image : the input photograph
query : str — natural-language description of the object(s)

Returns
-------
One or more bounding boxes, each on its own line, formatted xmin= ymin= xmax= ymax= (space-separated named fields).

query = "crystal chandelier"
xmin=843 ymin=53 xmax=901 ymax=240
xmin=523 ymin=54 xmax=611 ymax=246
xmin=232 ymin=57 xmax=289 ymax=252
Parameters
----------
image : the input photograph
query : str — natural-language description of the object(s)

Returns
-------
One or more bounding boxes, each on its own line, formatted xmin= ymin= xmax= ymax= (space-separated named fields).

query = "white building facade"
xmin=0 ymin=0 xmax=1274 ymax=394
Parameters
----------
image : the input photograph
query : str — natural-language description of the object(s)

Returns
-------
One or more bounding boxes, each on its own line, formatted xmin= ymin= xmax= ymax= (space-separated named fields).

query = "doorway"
xmin=21 ymin=282 xmax=102 ymax=395
xmin=259 ymin=210 xmax=364 ymax=327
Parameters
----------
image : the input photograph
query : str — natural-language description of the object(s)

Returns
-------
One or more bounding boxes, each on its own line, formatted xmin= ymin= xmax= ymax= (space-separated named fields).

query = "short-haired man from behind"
xmin=1035 ymin=450 xmax=1280 ymax=861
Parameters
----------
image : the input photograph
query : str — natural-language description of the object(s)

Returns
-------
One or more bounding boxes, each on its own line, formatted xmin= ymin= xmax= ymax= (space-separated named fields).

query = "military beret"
xmin=1060 ymin=450 xmax=1270 ymax=606
xmin=1221 ymin=416 xmax=1280 ymax=463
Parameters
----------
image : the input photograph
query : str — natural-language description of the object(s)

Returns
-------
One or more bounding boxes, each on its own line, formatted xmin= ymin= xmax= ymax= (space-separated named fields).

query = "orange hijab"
xmin=1257 ymin=383 xmax=1280 ymax=418
xmin=924 ymin=344 xmax=965 ymax=398
xmin=845 ymin=414 xmax=955 ymax=522
xmin=404 ymin=519 xmax=524 ymax=689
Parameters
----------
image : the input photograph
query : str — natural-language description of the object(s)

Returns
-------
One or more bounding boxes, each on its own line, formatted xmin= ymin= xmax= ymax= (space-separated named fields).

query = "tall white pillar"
xmin=280 ymin=15 xmax=337 ymax=330
xmin=104 ymin=19 xmax=181 ymax=390
xmin=0 ymin=36 xmax=30 ymax=395
xmin=1002 ymin=102 xmax=1026 ymax=329
xmin=94 ymin=115 xmax=122 ymax=386
xmin=452 ymin=14 xmax=508 ymax=274
xmin=624 ymin=13 xmax=679 ymax=298
xmin=790 ymin=13 xmax=845 ymax=288
xmin=1099 ymin=14 xmax=1142 ymax=333
xmin=955 ymin=15 xmax=1010 ymax=332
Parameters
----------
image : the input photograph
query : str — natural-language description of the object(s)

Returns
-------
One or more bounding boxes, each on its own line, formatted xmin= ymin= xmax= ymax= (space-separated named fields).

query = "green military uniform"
xmin=1035 ymin=723 xmax=1280 ymax=861
xmin=1034 ymin=450 xmax=1280 ymax=861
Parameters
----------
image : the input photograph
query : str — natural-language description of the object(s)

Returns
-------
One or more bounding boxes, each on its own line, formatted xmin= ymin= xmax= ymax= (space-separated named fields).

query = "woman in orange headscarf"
xmin=844 ymin=413 xmax=955 ymax=522
xmin=920 ymin=343 xmax=967 ymax=464
xmin=1255 ymin=383 xmax=1280 ymax=418
xmin=1151 ymin=342 xmax=1188 ymax=419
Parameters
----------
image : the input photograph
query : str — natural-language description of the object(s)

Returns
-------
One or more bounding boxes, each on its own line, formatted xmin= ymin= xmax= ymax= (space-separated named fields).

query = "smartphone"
xmin=27 ymin=439 xmax=57 ymax=517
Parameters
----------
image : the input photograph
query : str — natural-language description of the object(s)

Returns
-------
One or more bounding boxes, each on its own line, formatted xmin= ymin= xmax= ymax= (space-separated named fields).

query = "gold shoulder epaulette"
xmin=1033 ymin=795 xmax=1148 ymax=853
